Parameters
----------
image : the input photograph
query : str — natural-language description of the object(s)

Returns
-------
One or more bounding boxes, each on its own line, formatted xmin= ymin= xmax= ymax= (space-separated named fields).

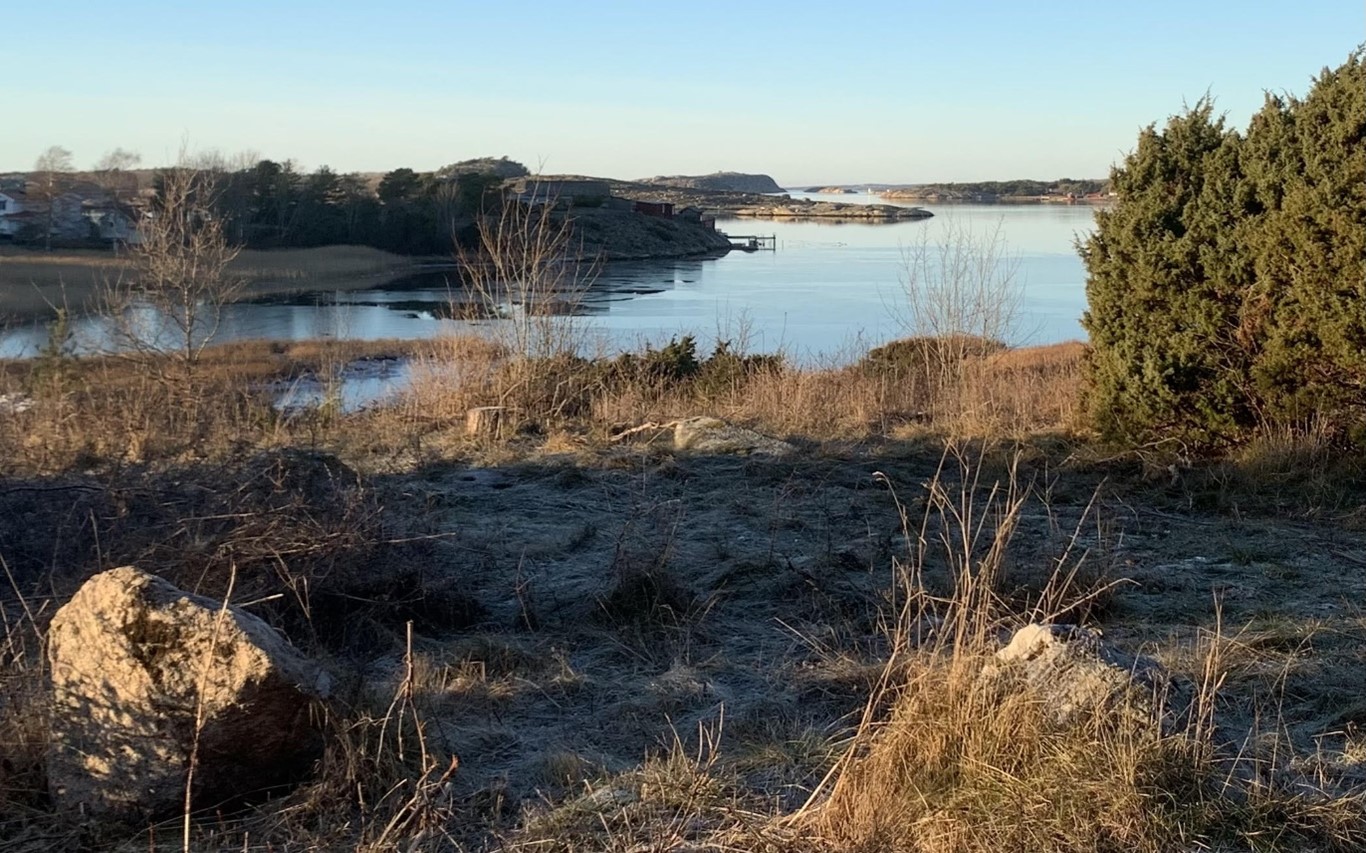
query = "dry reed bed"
xmin=0 ymin=245 xmax=422 ymax=320
xmin=397 ymin=336 xmax=1087 ymax=444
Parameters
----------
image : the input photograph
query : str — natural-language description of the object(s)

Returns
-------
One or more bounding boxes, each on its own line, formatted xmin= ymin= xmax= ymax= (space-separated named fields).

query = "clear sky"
xmin=5 ymin=1 xmax=1361 ymax=184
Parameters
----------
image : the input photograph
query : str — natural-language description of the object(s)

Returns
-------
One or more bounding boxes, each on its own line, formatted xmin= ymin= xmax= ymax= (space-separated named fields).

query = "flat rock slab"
xmin=47 ymin=566 xmax=331 ymax=820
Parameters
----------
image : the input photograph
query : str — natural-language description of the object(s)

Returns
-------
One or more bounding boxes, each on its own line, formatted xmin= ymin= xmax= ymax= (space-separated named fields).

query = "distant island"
xmin=551 ymin=174 xmax=932 ymax=221
xmin=798 ymin=178 xmax=1113 ymax=203
xmin=639 ymin=172 xmax=784 ymax=194
xmin=875 ymin=178 xmax=1111 ymax=204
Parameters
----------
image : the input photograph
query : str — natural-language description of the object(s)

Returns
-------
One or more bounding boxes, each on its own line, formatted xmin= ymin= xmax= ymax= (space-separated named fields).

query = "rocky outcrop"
xmin=641 ymin=172 xmax=784 ymax=194
xmin=567 ymin=209 xmax=732 ymax=260
xmin=437 ymin=155 xmax=529 ymax=180
xmin=671 ymin=417 xmax=795 ymax=456
xmin=47 ymin=566 xmax=331 ymax=820
xmin=613 ymin=185 xmax=930 ymax=220
xmin=987 ymin=624 xmax=1174 ymax=728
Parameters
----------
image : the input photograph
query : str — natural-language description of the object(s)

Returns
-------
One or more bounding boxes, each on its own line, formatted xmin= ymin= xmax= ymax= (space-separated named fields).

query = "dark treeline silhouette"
xmin=205 ymin=157 xmax=527 ymax=255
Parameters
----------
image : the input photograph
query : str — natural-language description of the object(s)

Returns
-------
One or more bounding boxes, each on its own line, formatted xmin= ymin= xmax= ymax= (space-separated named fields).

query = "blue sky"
xmin=5 ymin=1 xmax=1361 ymax=183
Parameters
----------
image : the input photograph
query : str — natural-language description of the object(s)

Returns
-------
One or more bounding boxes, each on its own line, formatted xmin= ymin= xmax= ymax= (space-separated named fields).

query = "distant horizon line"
xmin=0 ymin=162 xmax=1109 ymax=187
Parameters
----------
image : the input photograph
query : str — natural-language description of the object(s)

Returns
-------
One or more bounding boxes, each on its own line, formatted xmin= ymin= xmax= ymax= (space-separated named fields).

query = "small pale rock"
xmin=990 ymin=623 xmax=1172 ymax=728
xmin=996 ymin=623 xmax=1105 ymax=663
xmin=671 ymin=417 xmax=795 ymax=456
xmin=47 ymin=566 xmax=331 ymax=820
xmin=0 ymin=392 xmax=33 ymax=413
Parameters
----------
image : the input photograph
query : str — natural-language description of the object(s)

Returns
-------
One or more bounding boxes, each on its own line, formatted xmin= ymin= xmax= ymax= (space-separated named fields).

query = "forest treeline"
xmin=208 ymin=156 xmax=530 ymax=255
xmin=6 ymin=155 xmax=531 ymax=256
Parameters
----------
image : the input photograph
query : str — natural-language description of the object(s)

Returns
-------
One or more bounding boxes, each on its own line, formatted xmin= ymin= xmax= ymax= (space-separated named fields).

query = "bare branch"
xmin=455 ymin=194 xmax=598 ymax=364
xmin=103 ymin=160 xmax=244 ymax=386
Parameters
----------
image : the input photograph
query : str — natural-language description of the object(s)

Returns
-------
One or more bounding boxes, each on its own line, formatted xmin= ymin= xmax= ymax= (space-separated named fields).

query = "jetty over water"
xmin=725 ymin=234 xmax=776 ymax=252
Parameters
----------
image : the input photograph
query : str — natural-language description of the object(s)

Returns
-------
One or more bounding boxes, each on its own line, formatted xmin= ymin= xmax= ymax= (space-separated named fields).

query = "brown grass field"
xmin=1 ymin=333 xmax=1364 ymax=851
xmin=0 ymin=244 xmax=427 ymax=320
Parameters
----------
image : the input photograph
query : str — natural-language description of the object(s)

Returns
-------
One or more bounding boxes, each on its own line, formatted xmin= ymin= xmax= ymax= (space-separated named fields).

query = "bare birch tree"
xmin=32 ymin=146 xmax=74 ymax=252
xmin=92 ymin=148 xmax=142 ymax=199
xmin=106 ymin=162 xmax=243 ymax=385
xmin=457 ymin=195 xmax=597 ymax=363
xmin=894 ymin=218 xmax=1022 ymax=387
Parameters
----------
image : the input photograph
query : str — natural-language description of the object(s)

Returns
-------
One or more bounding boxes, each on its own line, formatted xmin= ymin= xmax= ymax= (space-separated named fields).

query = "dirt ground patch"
xmin=336 ymin=439 xmax=1366 ymax=845
xmin=3 ymin=426 xmax=1364 ymax=849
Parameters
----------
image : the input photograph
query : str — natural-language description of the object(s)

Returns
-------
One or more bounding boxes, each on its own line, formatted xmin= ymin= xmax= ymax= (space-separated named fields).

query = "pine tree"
xmin=1080 ymin=100 xmax=1251 ymax=444
xmin=1243 ymin=51 xmax=1366 ymax=434
xmin=1081 ymin=48 xmax=1365 ymax=447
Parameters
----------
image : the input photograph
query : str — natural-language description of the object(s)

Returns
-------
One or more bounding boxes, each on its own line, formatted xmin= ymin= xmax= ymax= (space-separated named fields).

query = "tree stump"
xmin=465 ymin=406 xmax=507 ymax=439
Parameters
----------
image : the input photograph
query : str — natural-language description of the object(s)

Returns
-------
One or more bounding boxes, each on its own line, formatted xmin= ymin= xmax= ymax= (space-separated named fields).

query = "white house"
xmin=0 ymin=185 xmax=143 ymax=244
xmin=83 ymin=203 xmax=143 ymax=244
xmin=0 ymin=189 xmax=26 ymax=238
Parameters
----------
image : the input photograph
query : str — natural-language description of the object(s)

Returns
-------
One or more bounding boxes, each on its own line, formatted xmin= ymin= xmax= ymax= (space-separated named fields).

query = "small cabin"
xmin=506 ymin=179 xmax=611 ymax=208
xmin=633 ymin=200 xmax=674 ymax=218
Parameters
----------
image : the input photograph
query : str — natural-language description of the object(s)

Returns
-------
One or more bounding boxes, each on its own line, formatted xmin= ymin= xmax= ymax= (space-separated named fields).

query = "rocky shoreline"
xmin=724 ymin=199 xmax=932 ymax=220
xmin=567 ymin=208 xmax=733 ymax=261
xmin=878 ymin=188 xmax=1113 ymax=205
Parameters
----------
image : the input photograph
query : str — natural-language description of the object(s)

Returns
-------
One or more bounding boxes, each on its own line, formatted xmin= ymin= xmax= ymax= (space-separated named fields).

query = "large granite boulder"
xmin=47 ymin=566 xmax=331 ymax=820
xmin=671 ymin=417 xmax=795 ymax=457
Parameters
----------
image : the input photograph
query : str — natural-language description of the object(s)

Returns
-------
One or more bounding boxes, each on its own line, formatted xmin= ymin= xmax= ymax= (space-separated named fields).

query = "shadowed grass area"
xmin=805 ymin=447 xmax=1366 ymax=853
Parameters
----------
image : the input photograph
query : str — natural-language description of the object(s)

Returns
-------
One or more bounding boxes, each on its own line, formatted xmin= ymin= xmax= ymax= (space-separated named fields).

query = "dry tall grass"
xmin=803 ymin=445 xmax=1366 ymax=853
xmin=0 ymin=338 xmax=420 ymax=476
xmin=399 ymin=332 xmax=1086 ymax=443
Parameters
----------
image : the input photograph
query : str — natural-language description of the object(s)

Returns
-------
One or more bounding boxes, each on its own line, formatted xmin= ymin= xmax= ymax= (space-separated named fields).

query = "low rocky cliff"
xmin=568 ymin=209 xmax=732 ymax=261
xmin=640 ymin=172 xmax=785 ymax=194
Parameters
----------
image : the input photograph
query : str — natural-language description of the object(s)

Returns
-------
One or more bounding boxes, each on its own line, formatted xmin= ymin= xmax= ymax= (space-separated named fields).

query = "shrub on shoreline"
xmin=1082 ymin=49 xmax=1365 ymax=449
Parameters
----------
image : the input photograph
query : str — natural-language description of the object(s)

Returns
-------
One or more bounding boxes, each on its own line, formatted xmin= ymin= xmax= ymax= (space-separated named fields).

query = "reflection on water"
xmin=0 ymin=203 xmax=1097 ymax=362
xmin=273 ymin=357 xmax=414 ymax=412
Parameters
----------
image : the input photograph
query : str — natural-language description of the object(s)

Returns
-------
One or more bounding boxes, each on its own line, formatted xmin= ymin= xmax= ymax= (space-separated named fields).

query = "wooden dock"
xmin=725 ymin=234 xmax=776 ymax=252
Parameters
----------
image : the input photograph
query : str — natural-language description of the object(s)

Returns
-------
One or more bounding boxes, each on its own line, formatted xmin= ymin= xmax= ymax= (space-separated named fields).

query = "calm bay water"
xmin=0 ymin=197 xmax=1098 ymax=363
